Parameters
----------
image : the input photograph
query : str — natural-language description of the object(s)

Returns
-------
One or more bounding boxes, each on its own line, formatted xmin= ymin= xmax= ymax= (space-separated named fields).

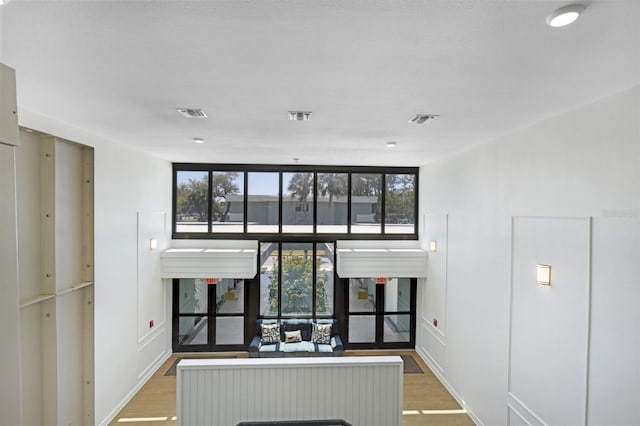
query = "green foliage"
xmin=385 ymin=174 xmax=415 ymax=223
xmin=176 ymin=177 xmax=208 ymax=221
xmin=318 ymin=173 xmax=347 ymax=222
xmin=212 ymin=172 xmax=241 ymax=221
xmin=351 ymin=173 xmax=381 ymax=197
xmin=268 ymin=254 xmax=328 ymax=315
xmin=351 ymin=173 xmax=382 ymax=219
xmin=176 ymin=172 xmax=241 ymax=222
xmin=318 ymin=173 xmax=347 ymax=200
xmin=287 ymin=173 xmax=313 ymax=222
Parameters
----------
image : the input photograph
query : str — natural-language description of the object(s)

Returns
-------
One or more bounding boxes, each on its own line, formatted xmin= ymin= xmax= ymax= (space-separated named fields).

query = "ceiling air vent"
xmin=176 ymin=108 xmax=208 ymax=118
xmin=289 ymin=111 xmax=312 ymax=121
xmin=409 ymin=114 xmax=439 ymax=124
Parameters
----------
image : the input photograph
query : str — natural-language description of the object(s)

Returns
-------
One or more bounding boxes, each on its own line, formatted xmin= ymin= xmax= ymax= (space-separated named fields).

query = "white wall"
xmin=417 ymin=85 xmax=640 ymax=426
xmin=18 ymin=110 xmax=173 ymax=425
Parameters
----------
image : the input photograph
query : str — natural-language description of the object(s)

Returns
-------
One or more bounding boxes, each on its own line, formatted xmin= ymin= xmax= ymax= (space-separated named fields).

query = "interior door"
xmin=172 ymin=278 xmax=247 ymax=352
xmin=345 ymin=277 xmax=416 ymax=349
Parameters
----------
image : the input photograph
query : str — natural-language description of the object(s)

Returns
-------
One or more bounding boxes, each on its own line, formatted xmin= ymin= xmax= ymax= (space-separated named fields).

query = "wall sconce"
xmin=149 ymin=238 xmax=158 ymax=251
xmin=537 ymin=264 xmax=551 ymax=286
xmin=429 ymin=240 xmax=438 ymax=252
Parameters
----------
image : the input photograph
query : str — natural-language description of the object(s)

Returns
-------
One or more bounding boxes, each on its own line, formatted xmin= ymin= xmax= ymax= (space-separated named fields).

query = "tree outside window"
xmin=268 ymin=244 xmax=328 ymax=316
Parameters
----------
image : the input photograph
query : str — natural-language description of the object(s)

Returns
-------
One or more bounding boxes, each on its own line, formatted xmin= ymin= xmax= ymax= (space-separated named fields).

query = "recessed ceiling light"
xmin=546 ymin=4 xmax=585 ymax=27
xmin=386 ymin=141 xmax=397 ymax=148
xmin=289 ymin=111 xmax=312 ymax=121
xmin=409 ymin=114 xmax=439 ymax=124
xmin=193 ymin=137 xmax=204 ymax=144
xmin=176 ymin=108 xmax=208 ymax=118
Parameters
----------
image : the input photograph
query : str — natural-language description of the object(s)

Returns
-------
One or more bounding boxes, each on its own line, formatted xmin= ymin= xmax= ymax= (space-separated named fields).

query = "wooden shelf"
xmin=19 ymin=294 xmax=55 ymax=309
xmin=56 ymin=281 xmax=94 ymax=296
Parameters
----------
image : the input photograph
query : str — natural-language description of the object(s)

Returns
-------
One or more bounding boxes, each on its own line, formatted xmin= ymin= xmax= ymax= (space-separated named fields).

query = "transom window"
xmin=173 ymin=164 xmax=418 ymax=239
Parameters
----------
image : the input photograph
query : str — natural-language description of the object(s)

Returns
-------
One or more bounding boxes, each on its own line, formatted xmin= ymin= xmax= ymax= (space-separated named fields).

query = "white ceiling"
xmin=1 ymin=0 xmax=639 ymax=166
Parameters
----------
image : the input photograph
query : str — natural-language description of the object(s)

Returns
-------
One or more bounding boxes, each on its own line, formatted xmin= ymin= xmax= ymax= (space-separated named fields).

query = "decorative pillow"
xmin=311 ymin=323 xmax=332 ymax=344
xmin=261 ymin=323 xmax=280 ymax=344
xmin=284 ymin=330 xmax=302 ymax=343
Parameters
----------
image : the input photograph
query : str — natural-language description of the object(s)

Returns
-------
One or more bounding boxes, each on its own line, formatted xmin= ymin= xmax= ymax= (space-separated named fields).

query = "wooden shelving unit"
xmin=16 ymin=129 xmax=95 ymax=425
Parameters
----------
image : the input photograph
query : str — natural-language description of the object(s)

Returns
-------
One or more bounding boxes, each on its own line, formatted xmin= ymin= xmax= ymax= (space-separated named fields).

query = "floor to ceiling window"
xmin=172 ymin=164 xmax=419 ymax=351
xmin=259 ymin=242 xmax=335 ymax=319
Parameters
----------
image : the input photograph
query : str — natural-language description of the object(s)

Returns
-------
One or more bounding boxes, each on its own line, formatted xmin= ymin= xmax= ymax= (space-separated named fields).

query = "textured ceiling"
xmin=1 ymin=0 xmax=639 ymax=166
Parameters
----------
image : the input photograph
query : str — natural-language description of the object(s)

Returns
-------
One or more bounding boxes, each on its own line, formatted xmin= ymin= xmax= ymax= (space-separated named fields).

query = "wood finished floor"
xmin=109 ymin=350 xmax=474 ymax=426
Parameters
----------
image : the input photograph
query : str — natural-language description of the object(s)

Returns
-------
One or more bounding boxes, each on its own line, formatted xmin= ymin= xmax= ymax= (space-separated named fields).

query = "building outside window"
xmin=172 ymin=164 xmax=418 ymax=352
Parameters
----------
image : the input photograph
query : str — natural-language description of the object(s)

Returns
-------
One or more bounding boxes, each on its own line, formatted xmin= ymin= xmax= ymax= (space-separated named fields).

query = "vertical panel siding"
xmin=177 ymin=357 xmax=402 ymax=426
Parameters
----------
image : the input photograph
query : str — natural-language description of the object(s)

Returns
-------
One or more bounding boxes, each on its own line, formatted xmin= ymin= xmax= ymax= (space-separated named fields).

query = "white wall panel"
xmin=507 ymin=405 xmax=532 ymax=426
xmin=336 ymin=240 xmax=427 ymax=278
xmin=588 ymin=218 xmax=640 ymax=426
xmin=422 ymin=213 xmax=447 ymax=333
xmin=418 ymin=323 xmax=446 ymax=373
xmin=138 ymin=211 xmax=167 ymax=342
xmin=177 ymin=357 xmax=403 ymax=426
xmin=137 ymin=328 xmax=167 ymax=379
xmin=418 ymin=86 xmax=639 ymax=425
xmin=161 ymin=247 xmax=258 ymax=278
xmin=93 ymin=139 xmax=172 ymax=426
xmin=509 ymin=217 xmax=591 ymax=426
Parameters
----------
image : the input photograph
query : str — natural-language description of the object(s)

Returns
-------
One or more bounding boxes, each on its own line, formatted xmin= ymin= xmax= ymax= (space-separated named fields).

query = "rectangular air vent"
xmin=177 ymin=108 xmax=208 ymax=118
xmin=289 ymin=111 xmax=312 ymax=121
xmin=408 ymin=114 xmax=438 ymax=124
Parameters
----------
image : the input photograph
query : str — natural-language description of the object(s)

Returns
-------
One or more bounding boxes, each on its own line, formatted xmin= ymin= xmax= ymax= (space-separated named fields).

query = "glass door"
xmin=173 ymin=278 xmax=247 ymax=352
xmin=345 ymin=277 xmax=416 ymax=349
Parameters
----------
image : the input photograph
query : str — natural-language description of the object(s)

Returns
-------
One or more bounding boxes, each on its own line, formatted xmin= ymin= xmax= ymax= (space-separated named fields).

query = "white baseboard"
xmin=415 ymin=346 xmax=484 ymax=426
xmin=98 ymin=349 xmax=172 ymax=426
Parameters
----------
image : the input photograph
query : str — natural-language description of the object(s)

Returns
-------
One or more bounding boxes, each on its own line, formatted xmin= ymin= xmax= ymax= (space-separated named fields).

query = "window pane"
xmin=349 ymin=315 xmax=376 ymax=343
xmin=260 ymin=243 xmax=279 ymax=316
xmin=281 ymin=243 xmax=313 ymax=316
xmin=178 ymin=279 xmax=208 ymax=314
xmin=384 ymin=278 xmax=411 ymax=312
xmin=248 ymin=172 xmax=279 ymax=233
xmin=385 ymin=174 xmax=415 ymax=234
xmin=316 ymin=243 xmax=334 ymax=316
xmin=216 ymin=317 xmax=244 ymax=345
xmin=175 ymin=171 xmax=208 ymax=233
xmin=282 ymin=172 xmax=314 ymax=233
xmin=211 ymin=171 xmax=244 ymax=233
xmin=351 ymin=173 xmax=381 ymax=233
xmin=317 ymin=173 xmax=348 ymax=233
xmin=215 ymin=279 xmax=244 ymax=314
xmin=348 ymin=278 xmax=376 ymax=312
xmin=383 ymin=314 xmax=411 ymax=342
xmin=178 ymin=316 xmax=207 ymax=345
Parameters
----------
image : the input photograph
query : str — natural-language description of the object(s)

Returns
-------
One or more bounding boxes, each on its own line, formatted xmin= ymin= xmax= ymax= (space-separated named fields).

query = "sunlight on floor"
xmin=403 ymin=409 xmax=468 ymax=415
xmin=117 ymin=416 xmax=178 ymax=423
